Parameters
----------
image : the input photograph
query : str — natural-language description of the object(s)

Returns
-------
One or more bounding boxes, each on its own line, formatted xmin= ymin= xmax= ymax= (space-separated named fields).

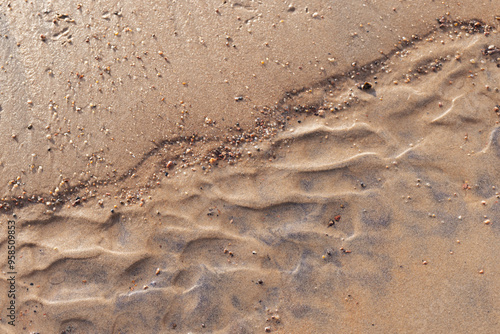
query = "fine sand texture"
xmin=1 ymin=1 xmax=500 ymax=333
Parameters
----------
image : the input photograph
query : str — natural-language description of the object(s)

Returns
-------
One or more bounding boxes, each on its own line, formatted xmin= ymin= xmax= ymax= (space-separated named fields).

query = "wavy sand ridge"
xmin=3 ymin=18 xmax=500 ymax=334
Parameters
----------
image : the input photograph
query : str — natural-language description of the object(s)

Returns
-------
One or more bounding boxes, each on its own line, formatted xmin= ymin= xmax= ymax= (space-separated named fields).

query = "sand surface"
xmin=1 ymin=0 xmax=500 ymax=333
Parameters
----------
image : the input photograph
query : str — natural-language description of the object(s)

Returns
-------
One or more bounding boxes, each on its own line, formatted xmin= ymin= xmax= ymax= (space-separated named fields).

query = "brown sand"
xmin=1 ymin=0 xmax=500 ymax=333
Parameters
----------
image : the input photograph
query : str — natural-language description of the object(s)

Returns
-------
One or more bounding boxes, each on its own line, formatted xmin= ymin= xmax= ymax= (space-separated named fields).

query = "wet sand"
xmin=1 ymin=0 xmax=500 ymax=333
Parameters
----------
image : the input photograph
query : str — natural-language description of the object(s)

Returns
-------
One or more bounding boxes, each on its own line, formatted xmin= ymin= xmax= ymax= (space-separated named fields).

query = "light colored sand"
xmin=1 ymin=1 xmax=500 ymax=333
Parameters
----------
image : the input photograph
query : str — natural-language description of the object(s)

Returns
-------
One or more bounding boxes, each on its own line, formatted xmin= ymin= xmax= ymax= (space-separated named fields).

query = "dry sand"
xmin=1 ymin=0 xmax=500 ymax=333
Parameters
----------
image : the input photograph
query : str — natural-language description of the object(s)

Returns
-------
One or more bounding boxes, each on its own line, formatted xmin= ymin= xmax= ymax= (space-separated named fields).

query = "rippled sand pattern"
xmin=3 ymin=19 xmax=500 ymax=334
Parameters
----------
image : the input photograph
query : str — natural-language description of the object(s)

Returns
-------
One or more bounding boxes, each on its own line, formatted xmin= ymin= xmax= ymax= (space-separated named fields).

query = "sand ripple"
xmin=3 ymin=18 xmax=500 ymax=334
